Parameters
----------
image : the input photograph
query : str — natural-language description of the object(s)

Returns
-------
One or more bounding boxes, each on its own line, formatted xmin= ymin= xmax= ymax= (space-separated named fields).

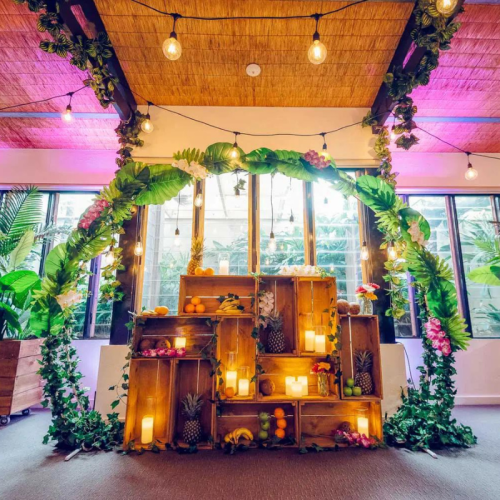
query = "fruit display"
xmin=354 ymin=350 xmax=374 ymax=395
xmin=194 ymin=266 xmax=215 ymax=276
xmin=349 ymin=302 xmax=360 ymax=315
xmin=184 ymin=296 xmax=207 ymax=314
xmin=343 ymin=378 xmax=363 ymax=397
xmin=337 ymin=299 xmax=350 ymax=315
xmin=352 ymin=386 xmax=362 ymax=397
xmin=142 ymin=305 xmax=169 ymax=317
xmin=273 ymin=408 xmax=287 ymax=439
xmin=138 ymin=338 xmax=156 ymax=351
xmin=215 ymin=293 xmax=244 ymax=314
xmin=337 ymin=421 xmax=352 ymax=433
xmin=224 ymin=427 xmax=254 ymax=445
xmin=187 ymin=237 xmax=204 ymax=275
xmin=259 ymin=378 xmax=275 ymax=396
xmin=258 ymin=412 xmax=270 ymax=440
xmin=181 ymin=393 xmax=204 ymax=445
xmin=266 ymin=311 xmax=285 ymax=354
xmin=155 ymin=339 xmax=171 ymax=349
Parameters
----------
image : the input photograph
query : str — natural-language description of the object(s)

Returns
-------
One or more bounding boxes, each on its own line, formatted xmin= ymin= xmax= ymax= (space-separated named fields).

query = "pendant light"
xmin=141 ymin=102 xmax=154 ymax=134
xmin=163 ymin=14 xmax=182 ymax=60
xmin=230 ymin=132 xmax=241 ymax=160
xmin=268 ymin=175 xmax=276 ymax=253
xmin=361 ymin=240 xmax=369 ymax=261
xmin=436 ymin=0 xmax=458 ymax=16
xmin=174 ymin=193 xmax=181 ymax=246
xmin=61 ymin=92 xmax=74 ymax=123
xmin=103 ymin=246 xmax=115 ymax=266
xmin=388 ymin=241 xmax=397 ymax=261
xmin=308 ymin=14 xmax=327 ymax=65
xmin=289 ymin=210 xmax=295 ymax=232
xmin=134 ymin=239 xmax=144 ymax=257
xmin=464 ymin=153 xmax=478 ymax=181
xmin=194 ymin=189 xmax=203 ymax=208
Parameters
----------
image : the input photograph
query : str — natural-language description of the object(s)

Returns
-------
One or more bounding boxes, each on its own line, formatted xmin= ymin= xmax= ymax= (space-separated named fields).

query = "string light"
xmin=134 ymin=240 xmax=144 ymax=257
xmin=289 ymin=210 xmax=295 ymax=232
xmin=361 ymin=240 xmax=369 ymax=261
xmin=465 ymin=153 xmax=478 ymax=181
xmin=61 ymin=92 xmax=74 ymax=123
xmin=308 ymin=14 xmax=327 ymax=64
xmin=319 ymin=132 xmax=331 ymax=160
xmin=268 ymin=175 xmax=277 ymax=253
xmin=436 ymin=0 xmax=458 ymax=16
xmin=390 ymin=115 xmax=397 ymax=141
xmin=388 ymin=241 xmax=398 ymax=261
xmin=162 ymin=14 xmax=182 ymax=60
xmin=174 ymin=193 xmax=181 ymax=246
xmin=194 ymin=192 xmax=203 ymax=207
xmin=141 ymin=101 xmax=154 ymax=133
xmin=103 ymin=246 xmax=115 ymax=266
xmin=230 ymin=132 xmax=240 ymax=160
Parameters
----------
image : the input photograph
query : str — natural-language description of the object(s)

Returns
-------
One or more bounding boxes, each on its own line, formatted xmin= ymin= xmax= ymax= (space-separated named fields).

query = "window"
xmin=142 ymin=185 xmax=193 ymax=314
xmin=260 ymin=174 xmax=305 ymax=274
xmin=313 ymin=178 xmax=361 ymax=300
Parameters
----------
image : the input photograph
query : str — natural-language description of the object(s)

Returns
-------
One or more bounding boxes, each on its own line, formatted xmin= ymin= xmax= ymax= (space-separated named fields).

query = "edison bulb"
xmin=390 ymin=127 xmax=397 ymax=141
xmin=465 ymin=164 xmax=478 ymax=181
xmin=388 ymin=244 xmax=398 ymax=261
xmin=230 ymin=146 xmax=240 ymax=160
xmin=361 ymin=242 xmax=369 ymax=261
xmin=162 ymin=36 xmax=182 ymax=60
xmin=174 ymin=229 xmax=181 ymax=247
xmin=233 ymin=192 xmax=242 ymax=209
xmin=308 ymin=39 xmax=327 ymax=65
xmin=436 ymin=0 xmax=458 ymax=16
xmin=134 ymin=241 xmax=143 ymax=257
xmin=268 ymin=233 xmax=277 ymax=253
xmin=141 ymin=117 xmax=154 ymax=134
xmin=103 ymin=250 xmax=115 ymax=267
xmin=61 ymin=105 xmax=73 ymax=123
xmin=194 ymin=193 xmax=203 ymax=207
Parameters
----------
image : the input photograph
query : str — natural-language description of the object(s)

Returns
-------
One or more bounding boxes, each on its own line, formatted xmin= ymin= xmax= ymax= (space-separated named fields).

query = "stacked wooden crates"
xmin=124 ymin=275 xmax=382 ymax=449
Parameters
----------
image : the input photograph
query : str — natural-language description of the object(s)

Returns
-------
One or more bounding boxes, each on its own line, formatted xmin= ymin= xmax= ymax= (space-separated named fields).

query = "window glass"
xmin=23 ymin=193 xmax=50 ymax=273
xmin=204 ymin=174 xmax=249 ymax=275
xmin=314 ymin=177 xmax=361 ymax=301
xmin=142 ymin=186 xmax=193 ymax=314
xmin=259 ymin=174 xmax=305 ymax=274
xmin=456 ymin=196 xmax=500 ymax=337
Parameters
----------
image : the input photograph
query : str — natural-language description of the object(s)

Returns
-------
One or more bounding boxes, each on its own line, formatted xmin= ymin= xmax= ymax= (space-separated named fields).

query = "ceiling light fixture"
xmin=141 ymin=101 xmax=154 ymax=133
xmin=162 ymin=14 xmax=182 ymax=60
xmin=246 ymin=63 xmax=261 ymax=77
xmin=308 ymin=14 xmax=327 ymax=65
xmin=464 ymin=153 xmax=478 ymax=181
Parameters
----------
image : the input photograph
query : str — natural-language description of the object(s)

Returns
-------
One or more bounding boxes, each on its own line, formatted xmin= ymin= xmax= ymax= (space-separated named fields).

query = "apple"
xmin=258 ymin=430 xmax=269 ymax=440
xmin=343 ymin=387 xmax=353 ymax=397
xmin=346 ymin=378 xmax=355 ymax=388
xmin=261 ymin=421 xmax=270 ymax=431
xmin=259 ymin=412 xmax=270 ymax=422
xmin=353 ymin=386 xmax=362 ymax=396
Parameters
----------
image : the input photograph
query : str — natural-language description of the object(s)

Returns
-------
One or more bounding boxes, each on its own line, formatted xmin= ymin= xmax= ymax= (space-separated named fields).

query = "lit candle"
xmin=226 ymin=370 xmax=237 ymax=392
xmin=238 ymin=379 xmax=250 ymax=397
xmin=174 ymin=337 xmax=186 ymax=349
xmin=315 ymin=335 xmax=326 ymax=353
xmin=219 ymin=259 xmax=230 ymax=275
xmin=298 ymin=376 xmax=308 ymax=396
xmin=285 ymin=376 xmax=295 ymax=396
xmin=291 ymin=381 xmax=303 ymax=398
xmin=141 ymin=415 xmax=154 ymax=444
xmin=305 ymin=330 xmax=316 ymax=352
xmin=357 ymin=416 xmax=369 ymax=437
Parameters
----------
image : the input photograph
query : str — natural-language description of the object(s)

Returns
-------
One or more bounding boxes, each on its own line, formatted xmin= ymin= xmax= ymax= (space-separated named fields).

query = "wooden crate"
xmin=296 ymin=277 xmax=338 ymax=356
xmin=133 ymin=316 xmax=215 ymax=358
xmin=169 ymin=359 xmax=214 ymax=449
xmin=257 ymin=275 xmax=297 ymax=355
xmin=299 ymin=400 xmax=383 ymax=447
xmin=339 ymin=315 xmax=383 ymax=400
xmin=123 ymin=358 xmax=173 ymax=450
xmin=216 ymin=402 xmax=298 ymax=446
xmin=0 ymin=339 xmax=43 ymax=417
xmin=178 ymin=275 xmax=257 ymax=317
xmin=257 ymin=356 xmax=339 ymax=402
xmin=217 ymin=317 xmax=256 ymax=401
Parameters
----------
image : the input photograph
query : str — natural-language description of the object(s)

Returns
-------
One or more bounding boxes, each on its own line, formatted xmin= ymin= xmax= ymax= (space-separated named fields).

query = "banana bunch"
xmin=224 ymin=427 xmax=254 ymax=445
xmin=216 ymin=296 xmax=243 ymax=314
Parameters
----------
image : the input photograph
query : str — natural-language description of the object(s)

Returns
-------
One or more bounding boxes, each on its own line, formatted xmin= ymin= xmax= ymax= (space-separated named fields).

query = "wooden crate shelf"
xmin=339 ymin=315 xmax=383 ymax=400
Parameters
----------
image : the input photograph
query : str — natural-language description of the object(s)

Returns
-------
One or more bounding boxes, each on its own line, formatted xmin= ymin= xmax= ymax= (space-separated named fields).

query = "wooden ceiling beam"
xmin=50 ymin=0 xmax=136 ymax=120
xmin=370 ymin=0 xmax=465 ymax=131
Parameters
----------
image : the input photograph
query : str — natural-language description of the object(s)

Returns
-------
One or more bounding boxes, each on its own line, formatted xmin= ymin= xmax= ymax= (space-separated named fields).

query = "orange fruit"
xmin=190 ymin=296 xmax=201 ymax=305
xmin=225 ymin=387 xmax=235 ymax=398
xmin=194 ymin=267 xmax=204 ymax=276
xmin=274 ymin=408 xmax=285 ymax=419
xmin=195 ymin=304 xmax=206 ymax=313
xmin=275 ymin=428 xmax=285 ymax=439
xmin=276 ymin=418 xmax=287 ymax=429
xmin=154 ymin=306 xmax=169 ymax=316
xmin=184 ymin=303 xmax=195 ymax=313
xmin=204 ymin=268 xmax=214 ymax=276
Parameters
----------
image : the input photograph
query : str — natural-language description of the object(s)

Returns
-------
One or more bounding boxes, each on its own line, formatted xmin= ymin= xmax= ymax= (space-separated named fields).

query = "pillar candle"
xmin=174 ymin=337 xmax=186 ymax=349
xmin=226 ymin=370 xmax=237 ymax=391
xmin=141 ymin=416 xmax=154 ymax=444
xmin=238 ymin=379 xmax=250 ymax=397
xmin=305 ymin=330 xmax=316 ymax=352
xmin=285 ymin=376 xmax=295 ymax=396
xmin=315 ymin=334 xmax=326 ymax=353
xmin=219 ymin=260 xmax=230 ymax=275
xmin=357 ymin=416 xmax=369 ymax=437
xmin=291 ymin=381 xmax=303 ymax=398
xmin=298 ymin=376 xmax=308 ymax=396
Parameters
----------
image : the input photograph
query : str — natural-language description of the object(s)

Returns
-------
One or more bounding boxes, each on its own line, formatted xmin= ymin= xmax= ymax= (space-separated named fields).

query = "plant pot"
xmin=0 ymin=339 xmax=44 ymax=422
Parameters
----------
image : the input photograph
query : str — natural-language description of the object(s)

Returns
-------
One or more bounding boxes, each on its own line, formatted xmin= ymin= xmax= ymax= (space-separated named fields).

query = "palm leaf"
xmin=7 ymin=230 xmax=35 ymax=271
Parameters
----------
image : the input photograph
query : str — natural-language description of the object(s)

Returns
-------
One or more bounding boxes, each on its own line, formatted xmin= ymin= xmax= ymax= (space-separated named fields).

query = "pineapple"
xmin=354 ymin=350 xmax=374 ymax=395
xmin=187 ymin=237 xmax=204 ymax=275
xmin=267 ymin=311 xmax=285 ymax=354
xmin=181 ymin=393 xmax=204 ymax=445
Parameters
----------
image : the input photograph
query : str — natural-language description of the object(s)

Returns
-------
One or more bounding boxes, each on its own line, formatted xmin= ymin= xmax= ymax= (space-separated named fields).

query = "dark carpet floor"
xmin=0 ymin=407 xmax=499 ymax=500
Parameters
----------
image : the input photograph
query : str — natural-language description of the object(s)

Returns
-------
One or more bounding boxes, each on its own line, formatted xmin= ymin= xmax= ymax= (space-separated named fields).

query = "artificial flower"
xmin=172 ymin=159 xmax=208 ymax=180
xmin=303 ymin=150 xmax=331 ymax=169
xmin=356 ymin=283 xmax=380 ymax=300
xmin=77 ymin=199 xmax=110 ymax=229
xmin=258 ymin=291 xmax=275 ymax=328
xmin=311 ymin=362 xmax=331 ymax=374
xmin=408 ymin=220 xmax=427 ymax=247
xmin=425 ymin=316 xmax=452 ymax=356
xmin=56 ymin=289 xmax=83 ymax=309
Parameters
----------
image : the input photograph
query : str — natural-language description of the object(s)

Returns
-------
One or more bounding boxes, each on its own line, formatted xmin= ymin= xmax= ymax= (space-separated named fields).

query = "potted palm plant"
xmin=0 ymin=187 xmax=61 ymax=425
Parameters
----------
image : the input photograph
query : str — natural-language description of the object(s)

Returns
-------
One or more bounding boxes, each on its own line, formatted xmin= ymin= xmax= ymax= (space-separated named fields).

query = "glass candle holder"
xmin=141 ymin=396 xmax=156 ymax=445
xmin=218 ymin=253 xmax=230 ymax=275
xmin=314 ymin=325 xmax=327 ymax=353
xmin=304 ymin=313 xmax=315 ymax=352
xmin=285 ymin=376 xmax=295 ymax=396
xmin=357 ymin=408 xmax=369 ymax=436
xmin=174 ymin=336 xmax=186 ymax=349
xmin=237 ymin=366 xmax=250 ymax=396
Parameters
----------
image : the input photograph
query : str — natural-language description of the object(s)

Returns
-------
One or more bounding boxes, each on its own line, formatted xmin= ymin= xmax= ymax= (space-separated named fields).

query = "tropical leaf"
xmin=115 ymin=162 xmax=151 ymax=197
xmin=427 ymin=280 xmax=458 ymax=319
xmin=468 ymin=265 xmax=500 ymax=286
xmin=399 ymin=207 xmax=431 ymax=243
xmin=0 ymin=302 xmax=21 ymax=332
xmin=7 ymin=230 xmax=35 ymax=271
xmin=66 ymin=226 xmax=112 ymax=263
xmin=203 ymin=142 xmax=240 ymax=174
xmin=44 ymin=243 xmax=68 ymax=279
xmin=273 ymin=154 xmax=316 ymax=182
xmin=356 ymin=175 xmax=397 ymax=212
xmin=30 ymin=298 xmax=64 ymax=336
xmin=0 ymin=270 xmax=40 ymax=296
xmin=173 ymin=148 xmax=205 ymax=164
xmin=241 ymin=148 xmax=276 ymax=174
xmin=135 ymin=165 xmax=192 ymax=205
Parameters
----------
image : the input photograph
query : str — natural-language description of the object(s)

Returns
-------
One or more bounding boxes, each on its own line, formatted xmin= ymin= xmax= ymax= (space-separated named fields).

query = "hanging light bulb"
xmin=361 ymin=240 xmax=369 ymax=261
xmin=329 ymin=264 xmax=334 ymax=273
xmin=319 ymin=133 xmax=331 ymax=161
xmin=230 ymin=133 xmax=240 ymax=160
xmin=103 ymin=248 xmax=115 ymax=267
xmin=61 ymin=92 xmax=74 ymax=123
xmin=390 ymin=126 xmax=397 ymax=141
xmin=141 ymin=102 xmax=154 ymax=134
xmin=174 ymin=228 xmax=181 ymax=247
xmin=280 ymin=243 xmax=285 ymax=251
xmin=233 ymin=188 xmax=242 ymax=209
xmin=289 ymin=211 xmax=295 ymax=232
xmin=162 ymin=15 xmax=182 ymax=60
xmin=134 ymin=240 xmax=144 ymax=257
xmin=388 ymin=242 xmax=398 ymax=261
xmin=268 ymin=231 xmax=277 ymax=253
xmin=436 ymin=0 xmax=458 ymax=16
xmin=308 ymin=15 xmax=327 ymax=65
xmin=465 ymin=153 xmax=478 ymax=181
xmin=194 ymin=193 xmax=203 ymax=208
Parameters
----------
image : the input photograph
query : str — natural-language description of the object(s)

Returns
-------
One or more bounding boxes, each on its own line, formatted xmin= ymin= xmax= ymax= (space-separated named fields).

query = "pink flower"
xmin=176 ymin=348 xmax=186 ymax=358
xmin=441 ymin=340 xmax=451 ymax=356
xmin=166 ymin=348 xmax=177 ymax=358
xmin=156 ymin=348 xmax=167 ymax=357
xmin=360 ymin=436 xmax=371 ymax=448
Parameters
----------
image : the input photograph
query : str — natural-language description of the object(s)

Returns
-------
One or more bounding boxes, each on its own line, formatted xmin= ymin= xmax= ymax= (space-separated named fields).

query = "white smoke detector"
xmin=246 ymin=63 xmax=261 ymax=77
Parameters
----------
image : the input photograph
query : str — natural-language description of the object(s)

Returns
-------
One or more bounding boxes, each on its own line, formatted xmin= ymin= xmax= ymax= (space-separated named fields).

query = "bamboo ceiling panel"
xmin=94 ymin=0 xmax=414 ymax=107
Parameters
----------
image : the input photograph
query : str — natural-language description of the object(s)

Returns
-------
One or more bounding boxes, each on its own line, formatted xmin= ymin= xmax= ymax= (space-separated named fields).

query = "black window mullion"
xmin=39 ymin=192 xmax=57 ymax=277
